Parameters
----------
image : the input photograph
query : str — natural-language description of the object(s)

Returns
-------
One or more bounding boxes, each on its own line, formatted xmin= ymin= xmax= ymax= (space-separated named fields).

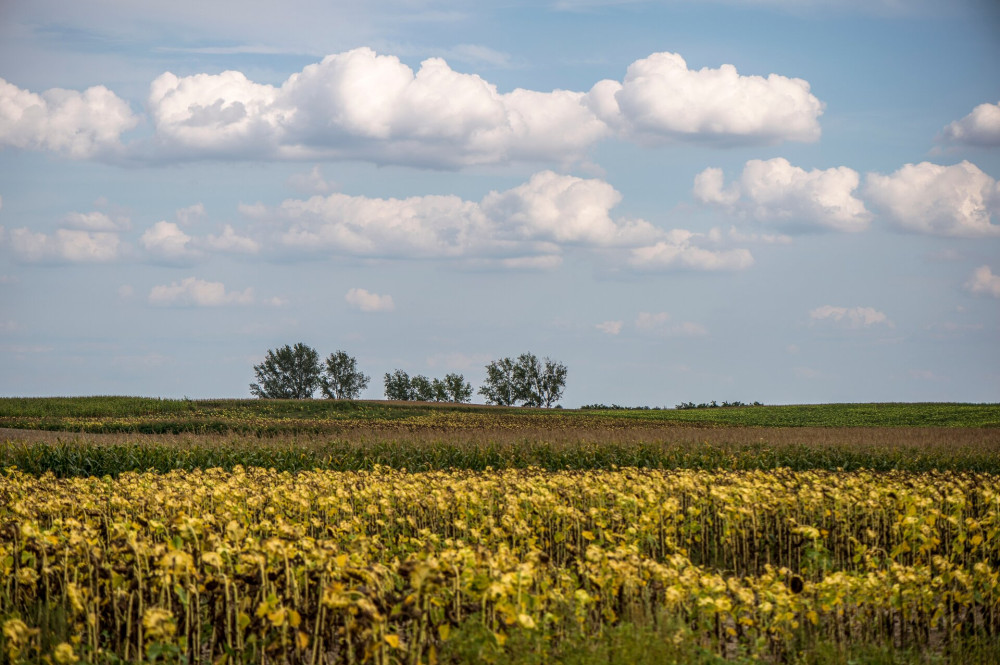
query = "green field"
xmin=1 ymin=396 xmax=998 ymax=433
xmin=2 ymin=397 xmax=999 ymax=664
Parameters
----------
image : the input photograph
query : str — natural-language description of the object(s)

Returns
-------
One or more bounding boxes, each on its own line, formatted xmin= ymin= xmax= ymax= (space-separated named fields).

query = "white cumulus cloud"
xmin=694 ymin=158 xmax=870 ymax=232
xmin=0 ymin=77 xmax=137 ymax=159
xmin=140 ymin=48 xmax=821 ymax=167
xmin=345 ymin=288 xmax=395 ymax=312
xmin=809 ymin=305 xmax=892 ymax=328
xmin=864 ymin=161 xmax=1000 ymax=237
xmin=203 ymin=224 xmax=260 ymax=254
xmin=63 ymin=210 xmax=130 ymax=232
xmin=596 ymin=320 xmax=623 ymax=335
xmin=629 ymin=230 xmax=754 ymax=271
xmin=248 ymin=170 xmax=750 ymax=271
xmin=588 ymin=52 xmax=823 ymax=145
xmin=8 ymin=228 xmax=120 ymax=262
xmin=941 ymin=101 xmax=1000 ymax=147
xmin=148 ymin=277 xmax=254 ymax=306
xmin=140 ymin=221 xmax=201 ymax=262
xmin=964 ymin=265 xmax=1000 ymax=298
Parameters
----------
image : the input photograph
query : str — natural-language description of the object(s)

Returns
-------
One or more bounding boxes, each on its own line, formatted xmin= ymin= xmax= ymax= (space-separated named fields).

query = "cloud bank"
xmin=3 ymin=49 xmax=825 ymax=167
xmin=246 ymin=170 xmax=751 ymax=271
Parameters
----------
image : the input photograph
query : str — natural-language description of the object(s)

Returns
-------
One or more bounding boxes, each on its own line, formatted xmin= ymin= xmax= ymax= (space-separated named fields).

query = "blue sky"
xmin=1 ymin=0 xmax=998 ymax=406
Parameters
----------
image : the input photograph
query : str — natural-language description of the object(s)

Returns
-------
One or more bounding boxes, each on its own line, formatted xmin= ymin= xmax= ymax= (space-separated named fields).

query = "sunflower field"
xmin=1 ymin=464 xmax=998 ymax=664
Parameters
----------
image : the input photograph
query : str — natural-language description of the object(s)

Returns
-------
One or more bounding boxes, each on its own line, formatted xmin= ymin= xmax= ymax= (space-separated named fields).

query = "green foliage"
xmin=442 ymin=373 xmax=473 ymax=403
xmin=319 ymin=350 xmax=370 ymax=399
xmin=249 ymin=343 xmax=321 ymax=399
xmin=479 ymin=354 xmax=567 ymax=407
xmin=384 ymin=370 xmax=416 ymax=401
xmin=384 ymin=371 xmax=473 ymax=403
xmin=479 ymin=357 xmax=519 ymax=406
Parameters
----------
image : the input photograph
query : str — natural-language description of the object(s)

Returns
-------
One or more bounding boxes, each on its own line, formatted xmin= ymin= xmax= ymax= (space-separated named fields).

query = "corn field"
xmin=1 ymin=465 xmax=998 ymax=663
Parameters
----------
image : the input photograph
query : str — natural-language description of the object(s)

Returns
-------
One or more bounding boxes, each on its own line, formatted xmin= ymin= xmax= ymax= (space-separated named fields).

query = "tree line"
xmin=250 ymin=343 xmax=567 ymax=407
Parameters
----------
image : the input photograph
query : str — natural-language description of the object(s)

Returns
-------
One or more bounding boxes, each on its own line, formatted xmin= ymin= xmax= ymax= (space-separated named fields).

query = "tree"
xmin=477 ymin=357 xmax=521 ymax=406
xmin=478 ymin=354 xmax=567 ymax=407
xmin=409 ymin=374 xmax=436 ymax=402
xmin=319 ymin=350 xmax=370 ymax=400
xmin=384 ymin=370 xmax=415 ymax=401
xmin=514 ymin=353 xmax=567 ymax=408
xmin=443 ymin=373 xmax=473 ymax=403
xmin=250 ymin=343 xmax=321 ymax=399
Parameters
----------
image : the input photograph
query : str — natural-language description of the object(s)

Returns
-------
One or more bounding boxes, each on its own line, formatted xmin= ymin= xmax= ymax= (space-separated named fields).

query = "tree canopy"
xmin=478 ymin=354 xmax=567 ymax=407
xmin=250 ymin=343 xmax=322 ymax=399
xmin=319 ymin=350 xmax=370 ymax=400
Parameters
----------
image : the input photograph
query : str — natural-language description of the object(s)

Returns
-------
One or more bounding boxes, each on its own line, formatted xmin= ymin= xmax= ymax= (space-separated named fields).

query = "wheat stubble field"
xmin=1 ymin=398 xmax=998 ymax=664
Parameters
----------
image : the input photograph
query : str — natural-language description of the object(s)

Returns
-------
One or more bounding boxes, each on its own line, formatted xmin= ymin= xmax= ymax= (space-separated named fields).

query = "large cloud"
xmin=694 ymin=158 xmax=870 ymax=232
xmin=587 ymin=52 xmax=823 ymax=145
xmin=246 ymin=170 xmax=751 ymax=271
xmin=940 ymin=101 xmax=1000 ymax=147
xmin=148 ymin=48 xmax=608 ymax=166
xmin=864 ymin=161 xmax=1000 ymax=237
xmin=0 ymin=78 xmax=137 ymax=159
xmin=144 ymin=48 xmax=822 ymax=166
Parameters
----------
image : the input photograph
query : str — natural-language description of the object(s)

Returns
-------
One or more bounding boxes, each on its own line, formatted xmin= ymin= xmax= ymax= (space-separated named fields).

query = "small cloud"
xmin=809 ymin=305 xmax=893 ymax=328
xmin=175 ymin=203 xmax=206 ymax=226
xmin=287 ymin=166 xmax=335 ymax=194
xmin=964 ymin=265 xmax=1000 ymax=298
xmin=9 ymin=228 xmax=121 ymax=263
xmin=939 ymin=101 xmax=1000 ymax=147
xmin=596 ymin=320 xmax=623 ymax=335
xmin=118 ymin=284 xmax=134 ymax=299
xmin=0 ymin=274 xmax=18 ymax=284
xmin=265 ymin=296 xmax=288 ymax=307
xmin=140 ymin=221 xmax=201 ymax=262
xmin=345 ymin=287 xmax=395 ymax=312
xmin=64 ymin=210 xmax=130 ymax=232
xmin=148 ymin=277 xmax=254 ymax=306
xmin=786 ymin=344 xmax=800 ymax=355
xmin=0 ymin=320 xmax=17 ymax=333
xmin=793 ymin=366 xmax=822 ymax=379
xmin=203 ymin=224 xmax=260 ymax=254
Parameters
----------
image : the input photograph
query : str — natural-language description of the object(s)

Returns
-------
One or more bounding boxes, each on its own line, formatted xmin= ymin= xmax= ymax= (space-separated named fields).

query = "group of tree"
xmin=477 ymin=353 xmax=567 ymax=408
xmin=249 ymin=344 xmax=370 ymax=399
xmin=383 ymin=370 xmax=473 ymax=403
xmin=250 ymin=344 xmax=567 ymax=407
xmin=675 ymin=400 xmax=764 ymax=409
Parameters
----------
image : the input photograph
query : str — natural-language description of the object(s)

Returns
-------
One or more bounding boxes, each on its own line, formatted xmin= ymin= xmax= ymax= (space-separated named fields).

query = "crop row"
xmin=1 ymin=466 xmax=998 ymax=663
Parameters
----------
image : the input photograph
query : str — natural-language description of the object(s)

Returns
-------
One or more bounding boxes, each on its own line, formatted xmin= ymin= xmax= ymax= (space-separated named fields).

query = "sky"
xmin=0 ymin=0 xmax=998 ymax=407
